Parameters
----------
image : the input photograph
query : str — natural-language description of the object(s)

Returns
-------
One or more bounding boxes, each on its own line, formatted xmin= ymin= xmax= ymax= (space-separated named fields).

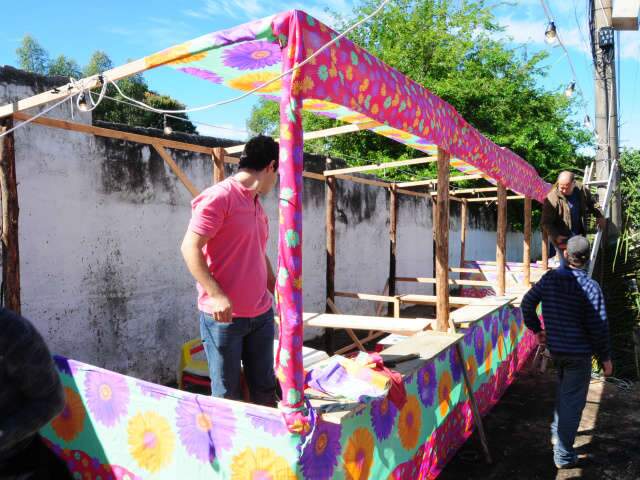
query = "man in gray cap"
xmin=521 ymin=235 xmax=612 ymax=470
xmin=541 ymin=171 xmax=605 ymax=265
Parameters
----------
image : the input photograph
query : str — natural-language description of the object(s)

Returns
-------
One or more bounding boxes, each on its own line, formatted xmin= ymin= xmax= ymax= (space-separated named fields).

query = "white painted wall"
xmin=2 ymin=73 xmax=542 ymax=384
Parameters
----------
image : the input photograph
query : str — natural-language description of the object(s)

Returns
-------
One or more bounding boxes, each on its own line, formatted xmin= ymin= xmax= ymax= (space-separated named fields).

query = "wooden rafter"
xmin=451 ymin=187 xmax=497 ymax=195
xmin=225 ymin=121 xmax=381 ymax=154
xmin=465 ymin=195 xmax=524 ymax=202
xmin=396 ymin=174 xmax=483 ymax=188
xmin=323 ymin=156 xmax=435 ymax=177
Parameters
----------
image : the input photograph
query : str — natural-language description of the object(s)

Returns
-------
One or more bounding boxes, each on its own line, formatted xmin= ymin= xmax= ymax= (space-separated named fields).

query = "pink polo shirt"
xmin=188 ymin=177 xmax=272 ymax=318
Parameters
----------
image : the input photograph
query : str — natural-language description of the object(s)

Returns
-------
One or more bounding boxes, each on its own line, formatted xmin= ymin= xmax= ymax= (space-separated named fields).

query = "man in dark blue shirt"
xmin=521 ymin=236 xmax=612 ymax=470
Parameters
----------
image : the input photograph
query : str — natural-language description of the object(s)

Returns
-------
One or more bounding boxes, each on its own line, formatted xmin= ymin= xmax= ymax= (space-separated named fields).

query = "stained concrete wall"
xmin=1 ymin=67 xmax=541 ymax=383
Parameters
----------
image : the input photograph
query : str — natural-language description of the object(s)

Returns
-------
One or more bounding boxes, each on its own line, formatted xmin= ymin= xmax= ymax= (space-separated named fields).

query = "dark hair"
xmin=238 ymin=135 xmax=279 ymax=171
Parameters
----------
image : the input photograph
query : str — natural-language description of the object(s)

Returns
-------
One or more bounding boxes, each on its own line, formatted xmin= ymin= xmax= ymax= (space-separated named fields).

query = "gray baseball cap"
xmin=566 ymin=235 xmax=590 ymax=264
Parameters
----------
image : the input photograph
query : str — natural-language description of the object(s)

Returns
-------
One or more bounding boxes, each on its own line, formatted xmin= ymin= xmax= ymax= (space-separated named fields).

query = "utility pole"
xmin=590 ymin=0 xmax=622 ymax=232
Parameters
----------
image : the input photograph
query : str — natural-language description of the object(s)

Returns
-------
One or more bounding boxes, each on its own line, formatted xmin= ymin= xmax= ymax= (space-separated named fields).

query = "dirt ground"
xmin=440 ymin=363 xmax=640 ymax=480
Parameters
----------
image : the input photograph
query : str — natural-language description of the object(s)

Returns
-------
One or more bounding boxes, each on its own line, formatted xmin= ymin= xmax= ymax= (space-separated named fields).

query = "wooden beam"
xmin=335 ymin=331 xmax=386 ymax=355
xmin=152 ymin=144 xmax=200 ymax=198
xmin=523 ymin=197 xmax=532 ymax=288
xmin=396 ymin=188 xmax=431 ymax=199
xmin=0 ymin=118 xmax=21 ymax=313
xmin=460 ymin=200 xmax=468 ymax=270
xmin=451 ymin=187 xmax=498 ymax=195
xmin=395 ymin=277 xmax=496 ymax=287
xmin=450 ymin=267 xmax=482 ymax=273
xmin=323 ymin=156 xmax=435 ymax=177
xmin=396 ymin=174 xmax=483 ymax=188
xmin=212 ymin=147 xmax=226 ymax=184
xmin=398 ymin=294 xmax=478 ymax=308
xmin=334 ymin=291 xmax=396 ymax=303
xmin=496 ymin=183 xmax=507 ymax=296
xmin=541 ymin=230 xmax=549 ymax=270
xmin=304 ymin=312 xmax=434 ymax=334
xmin=303 ymin=171 xmax=325 ymax=181
xmin=1 ymin=59 xmax=149 ymax=118
xmin=388 ymin=185 xmax=398 ymax=316
xmin=325 ymin=170 xmax=336 ymax=354
xmin=431 ymin=193 xmax=463 ymax=203
xmin=13 ymin=112 xmax=239 ymax=161
xmin=436 ymin=149 xmax=451 ymax=331
xmin=333 ymin=173 xmax=389 ymax=188
xmin=225 ymin=122 xmax=381 ymax=154
xmin=465 ymin=195 xmax=525 ymax=202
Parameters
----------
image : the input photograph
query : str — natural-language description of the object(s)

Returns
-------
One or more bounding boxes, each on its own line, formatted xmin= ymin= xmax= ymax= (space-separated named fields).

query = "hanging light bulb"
xmin=564 ymin=81 xmax=576 ymax=98
xmin=583 ymin=114 xmax=593 ymax=130
xmin=544 ymin=21 xmax=557 ymax=44
xmin=163 ymin=115 xmax=173 ymax=135
xmin=77 ymin=92 xmax=89 ymax=112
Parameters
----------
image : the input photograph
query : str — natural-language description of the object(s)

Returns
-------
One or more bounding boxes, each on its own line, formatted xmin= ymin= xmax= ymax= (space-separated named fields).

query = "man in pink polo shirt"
xmin=180 ymin=135 xmax=278 ymax=406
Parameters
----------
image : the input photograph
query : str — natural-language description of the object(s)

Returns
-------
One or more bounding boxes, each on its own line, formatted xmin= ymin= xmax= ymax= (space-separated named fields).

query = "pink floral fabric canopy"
xmin=141 ymin=10 xmax=552 ymax=432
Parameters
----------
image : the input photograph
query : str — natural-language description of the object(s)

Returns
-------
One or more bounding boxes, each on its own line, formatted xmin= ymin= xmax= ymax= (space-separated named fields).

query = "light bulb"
xmin=163 ymin=115 xmax=173 ymax=135
xmin=583 ymin=114 xmax=592 ymax=130
xmin=564 ymin=81 xmax=576 ymax=98
xmin=77 ymin=92 xmax=89 ymax=112
xmin=545 ymin=22 xmax=557 ymax=44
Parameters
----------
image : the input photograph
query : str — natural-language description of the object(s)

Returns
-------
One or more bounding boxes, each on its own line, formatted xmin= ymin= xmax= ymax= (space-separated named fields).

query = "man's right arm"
xmin=180 ymin=230 xmax=232 ymax=323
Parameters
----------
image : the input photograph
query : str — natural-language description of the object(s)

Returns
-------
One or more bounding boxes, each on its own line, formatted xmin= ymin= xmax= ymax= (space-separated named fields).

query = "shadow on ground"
xmin=440 ymin=361 xmax=640 ymax=480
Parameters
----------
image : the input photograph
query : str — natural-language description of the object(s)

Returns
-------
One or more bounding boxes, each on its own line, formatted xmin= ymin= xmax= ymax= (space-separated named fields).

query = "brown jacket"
xmin=541 ymin=182 xmax=603 ymax=240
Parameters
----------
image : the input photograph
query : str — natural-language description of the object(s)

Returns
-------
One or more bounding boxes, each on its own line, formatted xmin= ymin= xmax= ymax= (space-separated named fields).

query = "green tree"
xmin=48 ymin=55 xmax=81 ymax=78
xmin=247 ymin=0 xmax=591 ymax=184
xmin=16 ymin=35 xmax=49 ymax=75
xmin=619 ymin=149 xmax=640 ymax=234
xmin=83 ymin=51 xmax=113 ymax=76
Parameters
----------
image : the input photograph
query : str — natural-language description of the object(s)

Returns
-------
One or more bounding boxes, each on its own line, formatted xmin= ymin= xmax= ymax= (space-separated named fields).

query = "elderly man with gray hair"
xmin=541 ymin=171 xmax=606 ymax=265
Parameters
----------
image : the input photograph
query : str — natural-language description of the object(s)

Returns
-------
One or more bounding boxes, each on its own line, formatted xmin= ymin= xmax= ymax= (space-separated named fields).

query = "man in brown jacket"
xmin=541 ymin=171 xmax=606 ymax=264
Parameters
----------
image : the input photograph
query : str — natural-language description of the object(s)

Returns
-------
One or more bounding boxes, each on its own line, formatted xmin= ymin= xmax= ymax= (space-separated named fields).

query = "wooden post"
xmin=435 ymin=149 xmax=450 ymax=331
xmin=325 ymin=168 xmax=336 ymax=355
xmin=523 ymin=197 xmax=532 ymax=288
xmin=0 ymin=118 xmax=21 ymax=313
xmin=541 ymin=230 xmax=549 ymax=270
xmin=496 ymin=183 xmax=507 ymax=296
xmin=459 ymin=199 xmax=468 ymax=269
xmin=212 ymin=147 xmax=226 ymax=184
xmin=387 ymin=185 xmax=398 ymax=317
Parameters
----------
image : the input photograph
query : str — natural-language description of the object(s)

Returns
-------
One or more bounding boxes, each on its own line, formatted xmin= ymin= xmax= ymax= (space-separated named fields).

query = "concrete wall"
xmin=1 ymin=67 xmax=541 ymax=384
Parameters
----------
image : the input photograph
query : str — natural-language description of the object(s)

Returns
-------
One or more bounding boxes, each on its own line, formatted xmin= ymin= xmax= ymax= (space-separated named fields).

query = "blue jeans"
xmin=199 ymin=308 xmax=276 ymax=407
xmin=551 ymin=354 xmax=592 ymax=466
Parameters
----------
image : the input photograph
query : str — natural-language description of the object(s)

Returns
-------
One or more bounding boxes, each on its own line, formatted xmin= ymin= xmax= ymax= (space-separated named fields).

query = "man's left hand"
xmin=596 ymin=217 xmax=607 ymax=230
xmin=536 ymin=330 xmax=547 ymax=346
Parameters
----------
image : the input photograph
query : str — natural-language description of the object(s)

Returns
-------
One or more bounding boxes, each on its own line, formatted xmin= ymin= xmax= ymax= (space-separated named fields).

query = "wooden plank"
xmin=335 ymin=331 xmax=386 ymax=356
xmin=451 ymin=187 xmax=498 ymax=195
xmin=13 ymin=112 xmax=240 ymax=161
xmin=0 ymin=118 xmax=21 ymax=313
xmin=152 ymin=144 xmax=200 ymax=198
xmin=397 ymin=174 xmax=482 ymax=188
xmin=334 ymin=291 xmax=396 ymax=303
xmin=436 ymin=149 xmax=451 ymax=331
xmin=388 ymin=185 xmax=398 ymax=316
xmin=1 ymin=59 xmax=148 ymax=118
xmin=212 ymin=147 xmax=226 ymax=184
xmin=449 ymin=297 xmax=514 ymax=325
xmin=225 ymin=122 xmax=381 ymax=154
xmin=304 ymin=312 xmax=434 ymax=334
xmin=398 ymin=294 xmax=483 ymax=307
xmin=333 ymin=173 xmax=389 ymax=188
xmin=395 ymin=277 xmax=495 ymax=287
xmin=323 ymin=156 xmax=435 ymax=177
xmin=303 ymin=171 xmax=326 ymax=181
xmin=325 ymin=172 xmax=336 ymax=355
xmin=523 ymin=197 xmax=532 ymax=288
xmin=460 ymin=200 xmax=468 ymax=270
xmin=466 ymin=195 xmax=524 ymax=202
xmin=432 ymin=193 xmax=463 ymax=203
xmin=396 ymin=188 xmax=431 ymax=199
xmin=496 ymin=183 xmax=507 ymax=296
xmin=450 ymin=267 xmax=482 ymax=273
xmin=541 ymin=230 xmax=549 ymax=270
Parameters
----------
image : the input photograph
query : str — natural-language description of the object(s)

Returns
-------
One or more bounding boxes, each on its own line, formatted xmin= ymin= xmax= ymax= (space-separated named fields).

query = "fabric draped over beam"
xmin=139 ymin=9 xmax=552 ymax=432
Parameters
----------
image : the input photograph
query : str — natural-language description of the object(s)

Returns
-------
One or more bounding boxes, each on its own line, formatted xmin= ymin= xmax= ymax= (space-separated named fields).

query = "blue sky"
xmin=1 ymin=0 xmax=638 ymax=149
